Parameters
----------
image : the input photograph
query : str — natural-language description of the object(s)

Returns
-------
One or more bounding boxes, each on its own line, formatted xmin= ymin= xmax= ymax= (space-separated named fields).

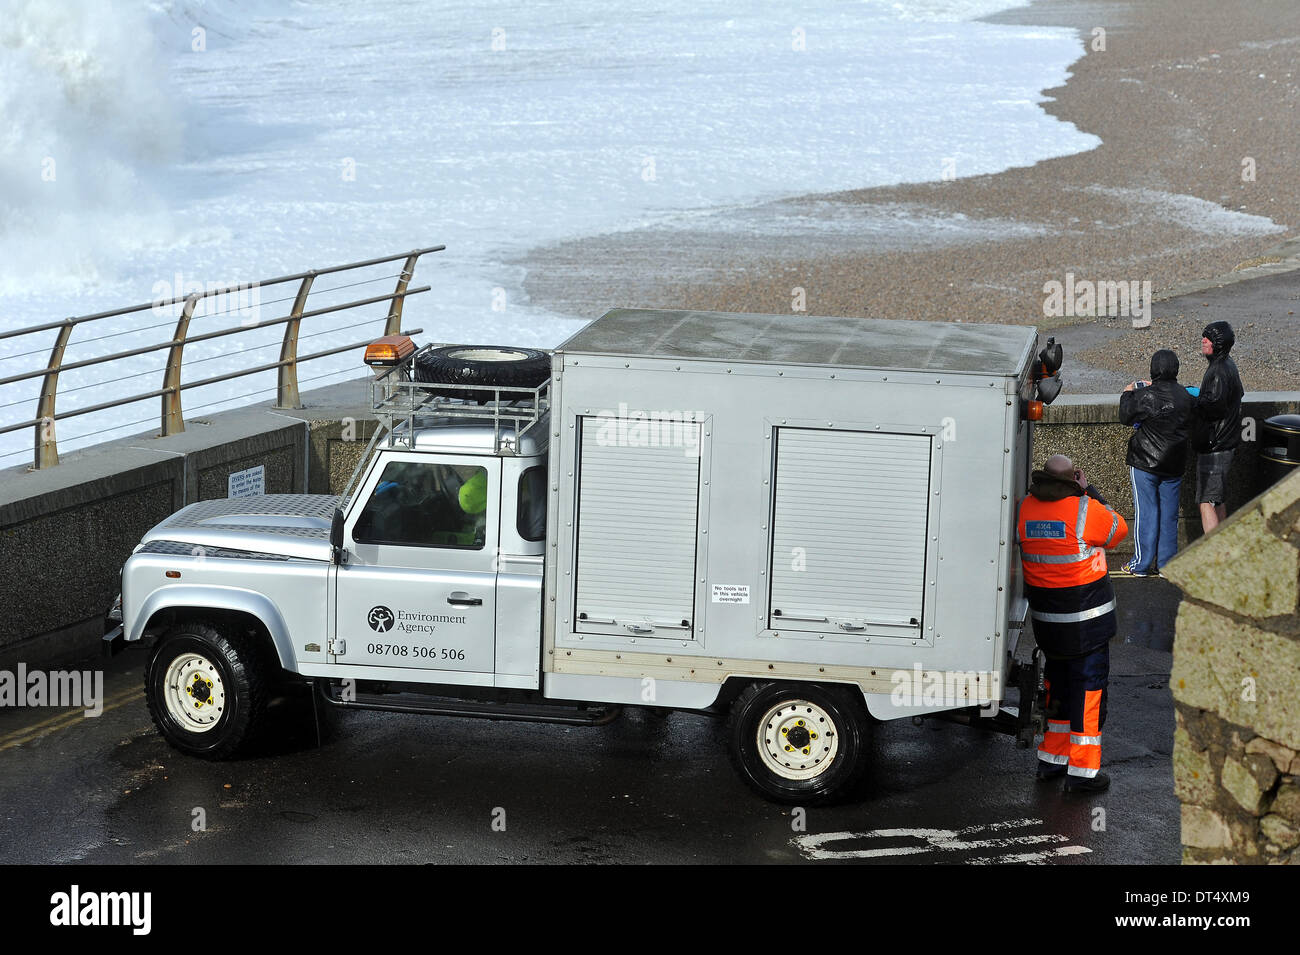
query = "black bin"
xmin=1259 ymin=414 xmax=1300 ymax=489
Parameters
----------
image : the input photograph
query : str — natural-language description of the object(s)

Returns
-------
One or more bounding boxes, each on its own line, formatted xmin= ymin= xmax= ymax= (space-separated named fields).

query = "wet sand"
xmin=518 ymin=0 xmax=1300 ymax=393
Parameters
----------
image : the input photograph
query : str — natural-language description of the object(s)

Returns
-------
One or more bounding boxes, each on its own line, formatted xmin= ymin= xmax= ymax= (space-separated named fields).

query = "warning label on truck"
xmin=711 ymin=584 xmax=750 ymax=604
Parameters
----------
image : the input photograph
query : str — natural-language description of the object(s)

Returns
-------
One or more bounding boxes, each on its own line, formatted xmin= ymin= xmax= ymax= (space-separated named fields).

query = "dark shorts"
xmin=1196 ymin=449 xmax=1234 ymax=505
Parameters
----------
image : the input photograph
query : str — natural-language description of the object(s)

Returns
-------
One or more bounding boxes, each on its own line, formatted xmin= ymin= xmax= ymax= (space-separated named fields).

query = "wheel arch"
xmin=717 ymin=675 xmax=871 ymax=711
xmin=134 ymin=586 xmax=295 ymax=672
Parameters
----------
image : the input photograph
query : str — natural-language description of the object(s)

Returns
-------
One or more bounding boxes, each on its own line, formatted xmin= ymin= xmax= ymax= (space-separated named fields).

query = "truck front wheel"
xmin=726 ymin=682 xmax=871 ymax=805
xmin=145 ymin=621 xmax=268 ymax=759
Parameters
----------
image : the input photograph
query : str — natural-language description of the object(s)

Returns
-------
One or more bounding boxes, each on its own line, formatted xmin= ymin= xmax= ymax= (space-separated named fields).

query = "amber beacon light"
xmin=365 ymin=335 xmax=416 ymax=367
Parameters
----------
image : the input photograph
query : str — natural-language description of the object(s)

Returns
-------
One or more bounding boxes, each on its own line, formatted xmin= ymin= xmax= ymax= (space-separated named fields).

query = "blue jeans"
xmin=1129 ymin=466 xmax=1182 ymax=571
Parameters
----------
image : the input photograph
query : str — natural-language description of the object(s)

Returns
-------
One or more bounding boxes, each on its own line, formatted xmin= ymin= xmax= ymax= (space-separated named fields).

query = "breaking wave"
xmin=0 ymin=0 xmax=289 ymax=296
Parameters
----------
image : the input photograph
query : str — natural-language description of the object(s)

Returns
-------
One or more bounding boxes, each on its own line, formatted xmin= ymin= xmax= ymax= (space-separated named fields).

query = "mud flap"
xmin=1013 ymin=648 xmax=1047 ymax=748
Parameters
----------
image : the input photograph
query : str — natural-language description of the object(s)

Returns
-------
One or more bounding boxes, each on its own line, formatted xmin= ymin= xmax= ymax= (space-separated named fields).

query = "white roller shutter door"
xmin=573 ymin=416 xmax=701 ymax=639
xmin=769 ymin=428 xmax=931 ymax=636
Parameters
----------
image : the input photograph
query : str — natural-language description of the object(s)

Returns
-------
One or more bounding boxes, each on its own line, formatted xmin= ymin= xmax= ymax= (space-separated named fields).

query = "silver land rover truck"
xmin=112 ymin=308 xmax=1065 ymax=804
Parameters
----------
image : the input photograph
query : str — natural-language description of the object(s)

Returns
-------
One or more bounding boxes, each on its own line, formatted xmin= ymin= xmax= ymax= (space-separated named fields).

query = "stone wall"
xmin=1163 ymin=465 xmax=1300 ymax=864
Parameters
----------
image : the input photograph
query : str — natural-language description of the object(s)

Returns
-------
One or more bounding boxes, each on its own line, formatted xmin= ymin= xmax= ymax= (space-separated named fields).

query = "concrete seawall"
xmin=0 ymin=379 xmax=379 ymax=672
xmin=2 ymin=382 xmax=1295 ymax=671
xmin=1041 ymin=392 xmax=1300 ymax=553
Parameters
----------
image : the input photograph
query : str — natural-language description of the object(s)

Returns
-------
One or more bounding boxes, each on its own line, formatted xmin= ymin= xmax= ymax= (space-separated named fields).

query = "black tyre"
xmin=412 ymin=344 xmax=550 ymax=401
xmin=144 ymin=620 xmax=270 ymax=760
xmin=726 ymin=682 xmax=871 ymax=805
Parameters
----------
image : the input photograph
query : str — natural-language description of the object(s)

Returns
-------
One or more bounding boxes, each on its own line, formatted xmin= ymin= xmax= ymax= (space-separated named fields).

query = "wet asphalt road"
xmin=0 ymin=573 xmax=1181 ymax=865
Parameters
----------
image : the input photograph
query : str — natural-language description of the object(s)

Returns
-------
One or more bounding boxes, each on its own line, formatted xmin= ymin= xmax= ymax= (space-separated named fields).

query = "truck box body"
xmin=544 ymin=309 xmax=1039 ymax=717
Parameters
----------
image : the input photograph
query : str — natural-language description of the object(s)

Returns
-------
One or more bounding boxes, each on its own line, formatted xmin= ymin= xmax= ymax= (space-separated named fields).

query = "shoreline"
xmin=518 ymin=0 xmax=1300 ymax=392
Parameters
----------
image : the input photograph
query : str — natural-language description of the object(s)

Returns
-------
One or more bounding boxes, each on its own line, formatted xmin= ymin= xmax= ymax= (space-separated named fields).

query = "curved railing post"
xmin=162 ymin=294 xmax=199 ymax=436
xmin=276 ymin=273 xmax=315 ymax=409
xmin=33 ymin=320 xmax=74 ymax=469
xmin=385 ymin=252 xmax=421 ymax=335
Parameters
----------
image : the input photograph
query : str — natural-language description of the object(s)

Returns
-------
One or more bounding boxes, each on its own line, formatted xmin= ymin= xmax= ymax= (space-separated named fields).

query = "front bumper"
xmin=102 ymin=594 xmax=125 ymax=657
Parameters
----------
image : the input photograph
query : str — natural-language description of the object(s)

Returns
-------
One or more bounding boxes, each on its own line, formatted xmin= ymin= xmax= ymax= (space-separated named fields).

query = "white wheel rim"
xmin=756 ymin=699 xmax=840 ymax=781
xmin=163 ymin=652 xmax=227 ymax=733
xmin=444 ymin=348 xmax=530 ymax=362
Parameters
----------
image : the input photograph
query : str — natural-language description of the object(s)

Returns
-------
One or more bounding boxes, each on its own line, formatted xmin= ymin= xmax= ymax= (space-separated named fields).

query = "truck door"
xmin=570 ymin=415 xmax=705 ymax=642
xmin=332 ymin=451 xmax=500 ymax=682
xmin=766 ymin=427 xmax=937 ymax=642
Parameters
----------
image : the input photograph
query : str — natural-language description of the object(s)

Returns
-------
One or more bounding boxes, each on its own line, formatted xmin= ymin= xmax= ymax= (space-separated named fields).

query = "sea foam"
xmin=0 ymin=0 xmax=1106 ymax=460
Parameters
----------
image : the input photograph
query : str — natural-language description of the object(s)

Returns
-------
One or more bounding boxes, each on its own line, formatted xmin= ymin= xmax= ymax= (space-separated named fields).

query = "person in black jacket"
xmin=1118 ymin=349 xmax=1193 ymax=576
xmin=1194 ymin=321 xmax=1244 ymax=533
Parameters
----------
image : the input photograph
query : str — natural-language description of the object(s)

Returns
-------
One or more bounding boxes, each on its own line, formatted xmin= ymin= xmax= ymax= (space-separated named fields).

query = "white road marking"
xmin=966 ymin=845 xmax=1093 ymax=864
xmin=792 ymin=817 xmax=1092 ymax=863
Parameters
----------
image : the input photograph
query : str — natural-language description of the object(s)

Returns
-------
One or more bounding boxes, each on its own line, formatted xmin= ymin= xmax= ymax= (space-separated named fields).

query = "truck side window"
xmin=517 ymin=465 xmax=547 ymax=542
xmin=354 ymin=461 xmax=488 ymax=549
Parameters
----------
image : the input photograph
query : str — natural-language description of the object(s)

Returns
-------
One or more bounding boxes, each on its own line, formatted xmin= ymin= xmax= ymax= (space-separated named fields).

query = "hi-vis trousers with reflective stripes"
xmin=1037 ymin=644 xmax=1109 ymax=778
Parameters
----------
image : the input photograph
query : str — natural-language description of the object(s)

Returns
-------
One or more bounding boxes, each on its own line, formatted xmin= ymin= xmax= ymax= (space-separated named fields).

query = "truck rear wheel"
xmin=726 ymin=682 xmax=870 ymax=805
xmin=413 ymin=344 xmax=550 ymax=401
xmin=145 ymin=621 xmax=269 ymax=759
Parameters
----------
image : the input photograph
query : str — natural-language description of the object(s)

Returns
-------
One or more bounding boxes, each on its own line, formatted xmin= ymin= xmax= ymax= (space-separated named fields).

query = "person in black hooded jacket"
xmin=1194 ymin=321 xmax=1243 ymax=532
xmin=1118 ymin=349 xmax=1192 ymax=576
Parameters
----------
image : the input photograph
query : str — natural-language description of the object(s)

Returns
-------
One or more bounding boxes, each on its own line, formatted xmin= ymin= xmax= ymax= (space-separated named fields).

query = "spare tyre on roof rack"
xmin=412 ymin=345 xmax=551 ymax=402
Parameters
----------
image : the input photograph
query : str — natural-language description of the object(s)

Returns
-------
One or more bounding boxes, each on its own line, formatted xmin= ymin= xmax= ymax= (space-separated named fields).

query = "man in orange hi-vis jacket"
xmin=1017 ymin=454 xmax=1129 ymax=794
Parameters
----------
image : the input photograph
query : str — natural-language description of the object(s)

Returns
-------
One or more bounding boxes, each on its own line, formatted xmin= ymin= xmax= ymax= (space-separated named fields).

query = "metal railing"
xmin=0 ymin=245 xmax=443 ymax=469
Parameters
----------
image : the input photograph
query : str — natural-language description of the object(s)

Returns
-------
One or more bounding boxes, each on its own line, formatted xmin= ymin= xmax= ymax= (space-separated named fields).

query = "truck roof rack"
xmin=369 ymin=344 xmax=551 ymax=457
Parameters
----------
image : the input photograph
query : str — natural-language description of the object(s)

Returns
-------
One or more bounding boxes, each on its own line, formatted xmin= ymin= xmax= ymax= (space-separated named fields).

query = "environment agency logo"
xmin=368 ymin=606 xmax=395 ymax=632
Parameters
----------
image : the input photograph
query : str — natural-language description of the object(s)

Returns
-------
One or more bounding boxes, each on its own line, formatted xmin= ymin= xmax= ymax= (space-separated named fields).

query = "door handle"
xmin=623 ymin=623 xmax=654 ymax=634
xmin=447 ymin=592 xmax=483 ymax=607
xmin=773 ymin=612 xmax=829 ymax=623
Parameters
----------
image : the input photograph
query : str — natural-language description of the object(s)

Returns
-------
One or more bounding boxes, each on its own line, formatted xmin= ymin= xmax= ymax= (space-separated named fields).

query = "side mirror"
xmin=330 ymin=508 xmax=345 ymax=565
